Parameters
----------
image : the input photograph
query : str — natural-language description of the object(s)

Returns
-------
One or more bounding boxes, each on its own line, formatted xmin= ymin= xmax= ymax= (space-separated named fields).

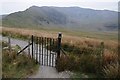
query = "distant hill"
xmin=0 ymin=15 xmax=7 ymax=19
xmin=0 ymin=15 xmax=7 ymax=26
xmin=2 ymin=6 xmax=118 ymax=31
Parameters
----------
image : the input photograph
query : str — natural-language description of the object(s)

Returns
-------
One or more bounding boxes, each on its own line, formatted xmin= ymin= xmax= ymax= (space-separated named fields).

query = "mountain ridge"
xmin=2 ymin=6 xmax=118 ymax=31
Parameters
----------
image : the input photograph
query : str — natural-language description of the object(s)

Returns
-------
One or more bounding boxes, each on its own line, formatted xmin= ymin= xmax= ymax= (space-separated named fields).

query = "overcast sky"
xmin=0 ymin=0 xmax=119 ymax=15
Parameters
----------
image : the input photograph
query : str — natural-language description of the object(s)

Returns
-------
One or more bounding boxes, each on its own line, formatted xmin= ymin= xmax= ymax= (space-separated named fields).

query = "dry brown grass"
xmin=1 ymin=27 xmax=118 ymax=78
xmin=103 ymin=49 xmax=118 ymax=64
xmin=1 ymin=27 xmax=118 ymax=51
xmin=102 ymin=62 xmax=119 ymax=78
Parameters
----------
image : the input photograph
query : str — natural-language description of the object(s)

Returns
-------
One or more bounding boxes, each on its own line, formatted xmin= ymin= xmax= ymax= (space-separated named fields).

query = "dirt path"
xmin=30 ymin=66 xmax=71 ymax=78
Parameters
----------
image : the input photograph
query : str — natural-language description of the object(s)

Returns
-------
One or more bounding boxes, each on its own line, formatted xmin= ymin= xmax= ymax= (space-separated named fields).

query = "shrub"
xmin=2 ymin=49 xmax=17 ymax=63
xmin=79 ymin=54 xmax=99 ymax=73
xmin=66 ymin=54 xmax=80 ymax=71
xmin=56 ymin=54 xmax=80 ymax=72
xmin=56 ymin=42 xmax=105 ymax=75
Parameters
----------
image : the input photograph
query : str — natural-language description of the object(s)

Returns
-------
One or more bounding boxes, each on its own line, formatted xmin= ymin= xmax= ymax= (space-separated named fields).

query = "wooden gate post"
xmin=57 ymin=32 xmax=62 ymax=60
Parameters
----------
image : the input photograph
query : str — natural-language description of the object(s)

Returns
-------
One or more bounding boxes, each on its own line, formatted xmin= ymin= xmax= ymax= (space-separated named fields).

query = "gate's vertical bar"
xmin=48 ymin=38 xmax=50 ymax=66
xmin=42 ymin=37 xmax=43 ymax=65
xmin=34 ymin=36 xmax=36 ymax=59
xmin=39 ymin=37 xmax=41 ymax=64
xmin=52 ymin=39 xmax=54 ymax=67
xmin=35 ymin=37 xmax=37 ymax=60
xmin=43 ymin=37 xmax=45 ymax=65
xmin=49 ymin=38 xmax=52 ymax=66
xmin=44 ymin=37 xmax=46 ymax=66
xmin=36 ymin=37 xmax=38 ymax=63
xmin=34 ymin=36 xmax=35 ymax=59
xmin=34 ymin=36 xmax=36 ymax=60
xmin=37 ymin=37 xmax=39 ymax=63
xmin=40 ymin=37 xmax=42 ymax=64
xmin=31 ymin=35 xmax=34 ymax=59
xmin=41 ymin=37 xmax=43 ymax=65
xmin=55 ymin=39 xmax=58 ymax=67
xmin=47 ymin=38 xmax=49 ymax=66
xmin=56 ymin=32 xmax=62 ymax=66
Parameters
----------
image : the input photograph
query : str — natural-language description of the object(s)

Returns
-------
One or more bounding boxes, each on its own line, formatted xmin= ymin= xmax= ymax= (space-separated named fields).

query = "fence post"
xmin=57 ymin=32 xmax=62 ymax=60
xmin=31 ymin=35 xmax=34 ymax=59
xmin=100 ymin=42 xmax=104 ymax=55
xmin=8 ymin=35 xmax=11 ymax=51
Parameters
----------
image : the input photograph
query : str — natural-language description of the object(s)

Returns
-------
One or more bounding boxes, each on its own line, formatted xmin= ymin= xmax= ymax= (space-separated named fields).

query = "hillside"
xmin=2 ymin=6 xmax=118 ymax=31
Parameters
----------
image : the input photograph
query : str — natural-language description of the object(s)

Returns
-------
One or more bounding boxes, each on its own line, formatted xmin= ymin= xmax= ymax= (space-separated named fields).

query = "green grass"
xmin=2 ymin=41 xmax=39 ymax=78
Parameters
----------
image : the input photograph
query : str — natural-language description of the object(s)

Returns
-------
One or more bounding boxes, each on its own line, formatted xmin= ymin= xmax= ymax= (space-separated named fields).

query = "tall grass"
xmin=2 ymin=31 xmax=30 ymax=40
xmin=1 ymin=27 xmax=118 ymax=50
xmin=1 ymin=27 xmax=118 ymax=78
xmin=102 ymin=62 xmax=119 ymax=78
xmin=56 ymin=41 xmax=118 ymax=78
xmin=2 ymin=41 xmax=39 ymax=78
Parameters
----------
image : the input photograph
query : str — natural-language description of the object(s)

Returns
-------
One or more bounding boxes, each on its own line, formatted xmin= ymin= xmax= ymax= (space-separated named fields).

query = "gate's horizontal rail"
xmin=17 ymin=42 xmax=32 ymax=55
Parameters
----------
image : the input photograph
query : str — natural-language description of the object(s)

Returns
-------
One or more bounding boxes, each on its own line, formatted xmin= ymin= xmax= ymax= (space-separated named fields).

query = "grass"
xmin=1 ymin=26 xmax=118 ymax=40
xmin=1 ymin=27 xmax=118 ymax=50
xmin=71 ymin=72 xmax=97 ymax=78
xmin=102 ymin=62 xmax=119 ymax=78
xmin=2 ymin=41 xmax=39 ymax=78
xmin=1 ymin=26 xmax=118 ymax=78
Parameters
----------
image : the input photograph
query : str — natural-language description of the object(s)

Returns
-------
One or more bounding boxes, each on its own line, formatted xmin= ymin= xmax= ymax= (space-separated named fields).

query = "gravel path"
xmin=30 ymin=66 xmax=71 ymax=78
xmin=1 ymin=35 xmax=72 ymax=78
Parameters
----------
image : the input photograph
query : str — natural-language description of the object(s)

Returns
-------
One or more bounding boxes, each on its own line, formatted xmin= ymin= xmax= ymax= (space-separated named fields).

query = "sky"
xmin=0 ymin=0 xmax=119 ymax=15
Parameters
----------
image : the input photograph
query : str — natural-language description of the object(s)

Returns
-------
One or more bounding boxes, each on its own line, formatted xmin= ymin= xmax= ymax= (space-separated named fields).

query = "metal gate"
xmin=17 ymin=33 xmax=62 ymax=67
xmin=32 ymin=36 xmax=58 ymax=67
